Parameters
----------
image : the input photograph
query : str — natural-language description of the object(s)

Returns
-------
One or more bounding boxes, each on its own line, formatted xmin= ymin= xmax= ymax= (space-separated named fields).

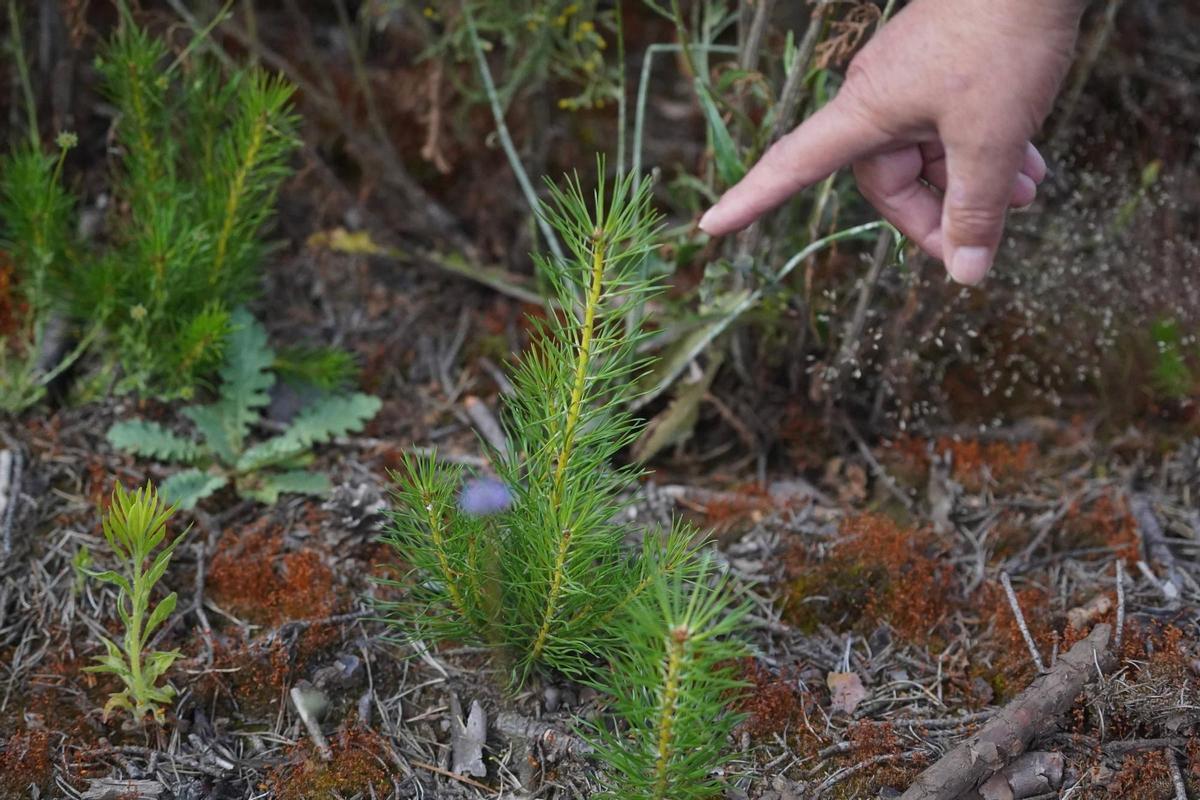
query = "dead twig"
xmin=0 ymin=447 xmax=23 ymax=557
xmin=1165 ymin=746 xmax=1189 ymax=800
xmin=898 ymin=624 xmax=1114 ymax=800
xmin=1000 ymin=572 xmax=1048 ymax=673
xmin=1114 ymin=559 xmax=1126 ymax=653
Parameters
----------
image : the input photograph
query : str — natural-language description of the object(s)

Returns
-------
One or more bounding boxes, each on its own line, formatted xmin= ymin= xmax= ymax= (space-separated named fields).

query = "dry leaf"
xmin=826 ymin=671 xmax=867 ymax=715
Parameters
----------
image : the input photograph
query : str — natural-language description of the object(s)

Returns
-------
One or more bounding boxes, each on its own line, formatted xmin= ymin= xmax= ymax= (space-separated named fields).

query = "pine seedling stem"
xmin=531 ymin=231 xmax=607 ymax=665
xmin=211 ymin=105 xmax=267 ymax=287
xmin=652 ymin=626 xmax=686 ymax=798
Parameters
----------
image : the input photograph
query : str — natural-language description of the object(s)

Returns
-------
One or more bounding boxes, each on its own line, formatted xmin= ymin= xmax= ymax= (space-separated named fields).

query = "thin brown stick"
xmin=411 ymin=759 xmax=497 ymax=793
xmin=1114 ymin=559 xmax=1126 ymax=653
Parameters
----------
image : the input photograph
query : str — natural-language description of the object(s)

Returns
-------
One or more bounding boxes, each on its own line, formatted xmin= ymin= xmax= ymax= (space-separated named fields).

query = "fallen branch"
xmin=898 ymin=624 xmax=1114 ymax=800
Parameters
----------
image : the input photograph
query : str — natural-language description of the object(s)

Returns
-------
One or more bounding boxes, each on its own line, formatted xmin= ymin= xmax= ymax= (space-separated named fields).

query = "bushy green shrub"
xmin=0 ymin=135 xmax=80 ymax=412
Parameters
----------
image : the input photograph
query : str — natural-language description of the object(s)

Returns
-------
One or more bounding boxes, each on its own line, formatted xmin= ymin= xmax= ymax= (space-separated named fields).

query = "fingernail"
xmin=949 ymin=246 xmax=992 ymax=285
xmin=698 ymin=207 xmax=717 ymax=234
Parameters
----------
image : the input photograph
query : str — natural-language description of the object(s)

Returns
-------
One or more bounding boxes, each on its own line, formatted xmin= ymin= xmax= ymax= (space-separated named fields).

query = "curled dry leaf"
xmin=827 ymin=671 xmax=868 ymax=715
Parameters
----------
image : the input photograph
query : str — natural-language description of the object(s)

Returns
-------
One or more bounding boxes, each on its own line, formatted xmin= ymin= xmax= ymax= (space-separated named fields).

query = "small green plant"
xmin=106 ymin=309 xmax=381 ymax=509
xmin=0 ymin=134 xmax=82 ymax=413
xmin=378 ymin=164 xmax=697 ymax=684
xmin=585 ymin=557 xmax=748 ymax=800
xmin=1149 ymin=318 xmax=1197 ymax=400
xmin=74 ymin=8 xmax=299 ymax=398
xmin=85 ymin=482 xmax=185 ymax=723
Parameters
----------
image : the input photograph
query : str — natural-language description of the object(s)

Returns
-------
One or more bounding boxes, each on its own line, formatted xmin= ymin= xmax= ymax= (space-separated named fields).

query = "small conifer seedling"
xmin=378 ymin=163 xmax=698 ymax=684
xmin=585 ymin=557 xmax=749 ymax=800
xmin=85 ymin=482 xmax=185 ymax=722
xmin=106 ymin=309 xmax=381 ymax=509
xmin=78 ymin=8 xmax=300 ymax=398
xmin=0 ymin=134 xmax=82 ymax=412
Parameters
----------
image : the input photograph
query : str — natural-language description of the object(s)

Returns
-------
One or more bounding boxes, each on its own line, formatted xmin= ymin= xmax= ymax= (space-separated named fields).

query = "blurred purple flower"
xmin=458 ymin=477 xmax=513 ymax=516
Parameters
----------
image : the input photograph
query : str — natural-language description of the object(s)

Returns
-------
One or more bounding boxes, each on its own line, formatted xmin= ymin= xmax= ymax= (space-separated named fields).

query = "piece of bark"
xmin=82 ymin=779 xmax=163 ymax=800
xmin=972 ymin=751 xmax=1065 ymax=800
xmin=899 ymin=624 xmax=1113 ymax=800
xmin=450 ymin=694 xmax=487 ymax=778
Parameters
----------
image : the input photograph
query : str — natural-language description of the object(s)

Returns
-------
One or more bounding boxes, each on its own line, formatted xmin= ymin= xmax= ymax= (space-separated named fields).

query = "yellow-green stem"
xmin=211 ymin=109 xmax=266 ymax=286
xmin=652 ymin=626 xmax=688 ymax=799
xmin=529 ymin=235 xmax=607 ymax=665
xmin=424 ymin=493 xmax=469 ymax=621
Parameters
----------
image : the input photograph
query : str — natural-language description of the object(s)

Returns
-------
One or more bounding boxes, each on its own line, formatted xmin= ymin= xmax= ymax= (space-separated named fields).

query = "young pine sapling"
xmin=85 ymin=482 xmax=185 ymax=722
xmin=106 ymin=309 xmax=381 ymax=509
xmin=585 ymin=557 xmax=749 ymax=800
xmin=0 ymin=133 xmax=83 ymax=413
xmin=80 ymin=10 xmax=300 ymax=398
xmin=378 ymin=164 xmax=697 ymax=684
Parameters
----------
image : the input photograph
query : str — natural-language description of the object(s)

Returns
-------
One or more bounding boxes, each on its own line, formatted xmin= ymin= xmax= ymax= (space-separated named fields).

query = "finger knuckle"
xmin=945 ymin=200 xmax=1006 ymax=242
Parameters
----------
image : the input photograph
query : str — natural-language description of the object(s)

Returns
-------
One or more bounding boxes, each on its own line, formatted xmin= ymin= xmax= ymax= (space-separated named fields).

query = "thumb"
xmin=941 ymin=138 xmax=1027 ymax=285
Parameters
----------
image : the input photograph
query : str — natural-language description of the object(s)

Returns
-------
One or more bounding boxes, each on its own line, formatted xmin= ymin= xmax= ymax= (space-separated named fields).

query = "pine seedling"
xmin=585 ymin=556 xmax=749 ymax=800
xmin=85 ymin=482 xmax=185 ymax=723
xmin=79 ymin=8 xmax=300 ymax=398
xmin=379 ymin=163 xmax=697 ymax=684
xmin=0 ymin=134 xmax=78 ymax=413
xmin=106 ymin=309 xmax=381 ymax=509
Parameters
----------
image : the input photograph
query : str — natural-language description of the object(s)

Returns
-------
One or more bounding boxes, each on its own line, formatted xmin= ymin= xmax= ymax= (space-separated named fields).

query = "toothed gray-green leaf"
xmin=107 ymin=420 xmax=201 ymax=463
xmin=161 ymin=470 xmax=227 ymax=510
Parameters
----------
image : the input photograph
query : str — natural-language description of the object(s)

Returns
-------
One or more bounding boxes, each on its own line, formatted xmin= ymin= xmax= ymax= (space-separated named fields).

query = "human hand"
xmin=698 ymin=0 xmax=1085 ymax=285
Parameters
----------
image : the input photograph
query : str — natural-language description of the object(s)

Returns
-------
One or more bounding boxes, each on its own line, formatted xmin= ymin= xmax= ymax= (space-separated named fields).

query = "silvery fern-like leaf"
xmin=236 ymin=393 xmax=380 ymax=472
xmin=181 ymin=403 xmax=237 ymax=464
xmin=216 ymin=308 xmax=275 ymax=449
xmin=161 ymin=469 xmax=227 ymax=510
xmin=239 ymin=469 xmax=330 ymax=505
xmin=107 ymin=420 xmax=200 ymax=464
xmin=281 ymin=392 xmax=382 ymax=447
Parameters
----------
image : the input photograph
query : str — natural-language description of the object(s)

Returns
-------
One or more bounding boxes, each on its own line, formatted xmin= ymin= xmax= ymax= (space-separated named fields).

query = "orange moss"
xmin=779 ymin=404 xmax=835 ymax=472
xmin=196 ymin=636 xmax=292 ymax=717
xmin=880 ymin=435 xmax=1037 ymax=494
xmin=833 ymin=721 xmax=924 ymax=797
xmin=0 ymin=731 xmax=53 ymax=798
xmin=207 ymin=523 xmax=339 ymax=627
xmin=783 ymin=514 xmax=955 ymax=643
xmin=1060 ymin=492 xmax=1140 ymax=562
xmin=267 ymin=727 xmax=395 ymax=800
xmin=734 ymin=660 xmax=813 ymax=740
xmin=701 ymin=484 xmax=773 ymax=529
xmin=1106 ymin=750 xmax=1175 ymax=799
xmin=940 ymin=437 xmax=1036 ymax=493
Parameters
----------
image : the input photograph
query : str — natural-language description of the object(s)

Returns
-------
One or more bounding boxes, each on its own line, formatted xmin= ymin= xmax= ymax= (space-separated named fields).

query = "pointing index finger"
xmin=698 ymin=96 xmax=893 ymax=236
